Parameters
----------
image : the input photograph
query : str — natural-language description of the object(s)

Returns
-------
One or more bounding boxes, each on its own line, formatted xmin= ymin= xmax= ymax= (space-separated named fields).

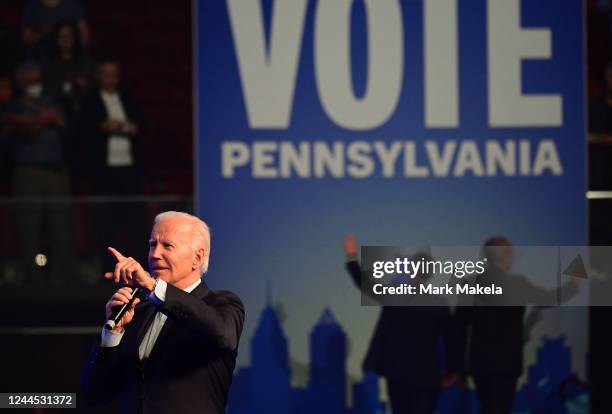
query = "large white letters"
xmin=424 ymin=0 xmax=459 ymax=127
xmin=227 ymin=0 xmax=307 ymax=128
xmin=487 ymin=0 xmax=562 ymax=127
xmin=315 ymin=0 xmax=404 ymax=130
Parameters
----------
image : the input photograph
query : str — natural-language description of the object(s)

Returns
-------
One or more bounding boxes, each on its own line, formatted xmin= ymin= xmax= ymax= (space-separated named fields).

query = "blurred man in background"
xmin=449 ymin=237 xmax=579 ymax=414
xmin=79 ymin=58 xmax=145 ymax=273
xmin=343 ymin=234 xmax=452 ymax=414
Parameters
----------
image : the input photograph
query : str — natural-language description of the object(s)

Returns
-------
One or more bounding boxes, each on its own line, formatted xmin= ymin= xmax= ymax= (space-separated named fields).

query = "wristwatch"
xmin=143 ymin=271 xmax=159 ymax=295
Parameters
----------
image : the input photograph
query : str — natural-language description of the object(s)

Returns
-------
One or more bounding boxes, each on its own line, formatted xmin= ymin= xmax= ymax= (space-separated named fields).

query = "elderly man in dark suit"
xmin=81 ymin=211 xmax=245 ymax=414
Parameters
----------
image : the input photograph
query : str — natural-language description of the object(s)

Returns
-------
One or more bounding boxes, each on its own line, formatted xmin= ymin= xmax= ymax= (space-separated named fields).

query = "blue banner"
xmin=197 ymin=0 xmax=586 ymax=412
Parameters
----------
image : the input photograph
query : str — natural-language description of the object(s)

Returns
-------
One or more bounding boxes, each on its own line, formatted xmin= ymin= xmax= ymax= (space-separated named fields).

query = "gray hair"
xmin=154 ymin=211 xmax=211 ymax=274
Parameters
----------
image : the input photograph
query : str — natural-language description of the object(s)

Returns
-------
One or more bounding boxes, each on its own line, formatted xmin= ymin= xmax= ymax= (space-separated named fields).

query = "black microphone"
xmin=104 ymin=287 xmax=141 ymax=330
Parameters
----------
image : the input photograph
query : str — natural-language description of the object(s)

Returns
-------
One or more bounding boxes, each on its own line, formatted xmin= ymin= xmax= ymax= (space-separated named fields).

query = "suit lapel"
xmin=147 ymin=313 xmax=174 ymax=360
xmin=127 ymin=302 xmax=156 ymax=367
xmin=146 ymin=280 xmax=211 ymax=360
xmin=135 ymin=303 xmax=157 ymax=348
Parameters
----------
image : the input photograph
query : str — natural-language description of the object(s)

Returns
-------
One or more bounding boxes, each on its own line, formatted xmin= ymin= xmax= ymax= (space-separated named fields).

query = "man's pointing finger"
xmin=108 ymin=246 xmax=127 ymax=262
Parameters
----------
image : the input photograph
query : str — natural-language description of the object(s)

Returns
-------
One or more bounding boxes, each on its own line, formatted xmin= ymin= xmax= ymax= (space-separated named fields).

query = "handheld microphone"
xmin=104 ymin=287 xmax=141 ymax=330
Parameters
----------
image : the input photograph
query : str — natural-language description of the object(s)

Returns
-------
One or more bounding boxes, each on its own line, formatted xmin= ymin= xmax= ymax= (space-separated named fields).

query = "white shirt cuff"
xmin=149 ymin=278 xmax=167 ymax=305
xmin=101 ymin=327 xmax=124 ymax=347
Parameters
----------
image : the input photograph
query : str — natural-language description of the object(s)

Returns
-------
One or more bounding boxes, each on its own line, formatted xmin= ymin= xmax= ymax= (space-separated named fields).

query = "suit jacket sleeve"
xmin=80 ymin=342 xmax=125 ymax=405
xmin=346 ymin=259 xmax=363 ymax=289
xmin=515 ymin=274 xmax=579 ymax=305
xmin=346 ymin=259 xmax=383 ymax=304
xmin=121 ymin=90 xmax=145 ymax=132
xmin=158 ymin=285 xmax=245 ymax=351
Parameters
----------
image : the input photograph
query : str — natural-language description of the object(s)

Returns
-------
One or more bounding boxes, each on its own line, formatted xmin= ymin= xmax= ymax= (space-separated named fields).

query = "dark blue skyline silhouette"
xmin=227 ymin=301 xmax=587 ymax=414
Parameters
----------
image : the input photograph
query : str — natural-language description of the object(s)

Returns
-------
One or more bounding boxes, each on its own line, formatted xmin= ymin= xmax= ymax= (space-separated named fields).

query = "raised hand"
xmin=344 ymin=233 xmax=359 ymax=258
xmin=104 ymin=246 xmax=156 ymax=291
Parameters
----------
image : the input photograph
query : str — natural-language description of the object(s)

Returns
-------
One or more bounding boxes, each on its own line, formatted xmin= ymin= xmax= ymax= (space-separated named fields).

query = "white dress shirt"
xmin=101 ymin=278 xmax=202 ymax=361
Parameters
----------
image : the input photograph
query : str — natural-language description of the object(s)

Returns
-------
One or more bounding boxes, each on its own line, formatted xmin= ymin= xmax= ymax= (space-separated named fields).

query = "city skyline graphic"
xmin=227 ymin=294 xmax=588 ymax=414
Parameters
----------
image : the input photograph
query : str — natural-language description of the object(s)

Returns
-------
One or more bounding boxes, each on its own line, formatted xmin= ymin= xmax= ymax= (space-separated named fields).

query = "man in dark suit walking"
xmin=81 ymin=211 xmax=245 ymax=414
xmin=343 ymin=234 xmax=452 ymax=414
xmin=448 ymin=237 xmax=579 ymax=414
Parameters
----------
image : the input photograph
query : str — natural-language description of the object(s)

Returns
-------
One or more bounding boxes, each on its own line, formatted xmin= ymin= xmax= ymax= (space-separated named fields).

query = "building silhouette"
xmin=227 ymin=300 xmax=385 ymax=414
xmin=227 ymin=295 xmax=587 ymax=414
xmin=514 ymin=336 xmax=588 ymax=413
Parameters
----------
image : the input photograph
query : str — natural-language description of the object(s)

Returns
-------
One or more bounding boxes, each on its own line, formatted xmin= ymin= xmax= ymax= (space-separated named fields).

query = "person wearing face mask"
xmin=2 ymin=61 xmax=74 ymax=284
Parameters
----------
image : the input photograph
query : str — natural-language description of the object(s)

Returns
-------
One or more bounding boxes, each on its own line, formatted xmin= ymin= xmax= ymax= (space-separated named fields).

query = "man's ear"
xmin=193 ymin=248 xmax=205 ymax=271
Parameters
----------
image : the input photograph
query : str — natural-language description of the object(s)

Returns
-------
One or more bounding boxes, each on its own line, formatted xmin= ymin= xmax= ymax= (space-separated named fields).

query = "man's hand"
xmin=344 ymin=233 xmax=359 ymax=258
xmin=105 ymin=286 xmax=140 ymax=333
xmin=104 ymin=246 xmax=156 ymax=291
xmin=101 ymin=118 xmax=122 ymax=133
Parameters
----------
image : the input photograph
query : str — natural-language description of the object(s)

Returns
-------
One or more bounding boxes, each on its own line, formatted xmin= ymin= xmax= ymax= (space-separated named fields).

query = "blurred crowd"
xmin=0 ymin=0 xmax=153 ymax=285
xmin=0 ymin=0 xmax=610 ymax=287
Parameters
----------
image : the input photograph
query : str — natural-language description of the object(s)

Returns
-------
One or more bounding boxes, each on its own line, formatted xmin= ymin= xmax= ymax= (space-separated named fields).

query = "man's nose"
xmin=149 ymin=244 xmax=163 ymax=259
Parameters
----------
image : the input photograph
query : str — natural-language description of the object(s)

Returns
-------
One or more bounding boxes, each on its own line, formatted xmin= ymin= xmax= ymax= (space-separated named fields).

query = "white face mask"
xmin=25 ymin=83 xmax=42 ymax=98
